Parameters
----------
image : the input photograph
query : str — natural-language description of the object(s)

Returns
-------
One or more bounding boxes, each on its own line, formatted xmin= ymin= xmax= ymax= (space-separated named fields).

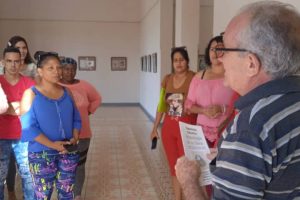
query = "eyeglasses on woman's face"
xmin=211 ymin=47 xmax=249 ymax=58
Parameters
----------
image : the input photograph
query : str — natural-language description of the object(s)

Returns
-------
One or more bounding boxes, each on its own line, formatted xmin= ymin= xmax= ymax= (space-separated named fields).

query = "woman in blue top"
xmin=20 ymin=51 xmax=81 ymax=200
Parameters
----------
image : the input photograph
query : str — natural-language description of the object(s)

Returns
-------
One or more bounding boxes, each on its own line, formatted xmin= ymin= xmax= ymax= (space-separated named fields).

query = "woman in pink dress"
xmin=185 ymin=35 xmax=238 ymax=148
xmin=185 ymin=35 xmax=238 ymax=198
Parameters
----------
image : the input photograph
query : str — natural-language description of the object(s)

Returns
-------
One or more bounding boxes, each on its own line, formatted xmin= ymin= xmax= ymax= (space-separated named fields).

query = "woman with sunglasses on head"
xmin=59 ymin=57 xmax=101 ymax=200
xmin=0 ymin=36 xmax=36 ymax=79
xmin=184 ymin=35 xmax=238 ymax=197
xmin=20 ymin=51 xmax=81 ymax=200
xmin=150 ymin=47 xmax=196 ymax=200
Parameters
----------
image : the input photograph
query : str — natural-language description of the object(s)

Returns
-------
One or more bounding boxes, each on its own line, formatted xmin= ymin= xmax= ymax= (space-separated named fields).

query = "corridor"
xmin=7 ymin=106 xmax=174 ymax=200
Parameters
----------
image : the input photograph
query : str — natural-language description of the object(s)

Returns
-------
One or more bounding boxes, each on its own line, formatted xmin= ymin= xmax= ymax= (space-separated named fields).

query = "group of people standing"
xmin=2 ymin=1 xmax=300 ymax=200
xmin=150 ymin=35 xmax=238 ymax=200
xmin=0 ymin=36 xmax=101 ymax=200
xmin=152 ymin=1 xmax=300 ymax=200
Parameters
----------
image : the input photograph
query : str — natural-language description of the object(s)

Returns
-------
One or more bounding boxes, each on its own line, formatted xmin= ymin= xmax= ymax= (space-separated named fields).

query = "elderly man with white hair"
xmin=175 ymin=1 xmax=300 ymax=199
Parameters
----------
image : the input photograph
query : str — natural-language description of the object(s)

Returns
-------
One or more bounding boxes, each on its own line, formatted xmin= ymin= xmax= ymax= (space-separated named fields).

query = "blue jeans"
xmin=0 ymin=140 xmax=35 ymax=200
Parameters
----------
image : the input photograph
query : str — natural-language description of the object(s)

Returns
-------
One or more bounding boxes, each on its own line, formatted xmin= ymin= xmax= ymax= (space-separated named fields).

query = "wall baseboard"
xmin=139 ymin=104 xmax=155 ymax=122
xmin=101 ymin=103 xmax=140 ymax=107
xmin=102 ymin=103 xmax=155 ymax=122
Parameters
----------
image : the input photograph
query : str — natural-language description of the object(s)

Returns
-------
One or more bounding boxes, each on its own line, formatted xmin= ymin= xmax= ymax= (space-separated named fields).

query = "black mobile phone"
xmin=63 ymin=143 xmax=78 ymax=152
xmin=151 ymin=137 xmax=158 ymax=150
xmin=62 ymin=139 xmax=78 ymax=152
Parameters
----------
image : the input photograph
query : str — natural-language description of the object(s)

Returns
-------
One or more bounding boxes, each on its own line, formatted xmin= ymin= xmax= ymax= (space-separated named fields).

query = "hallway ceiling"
xmin=0 ymin=0 xmax=142 ymax=22
xmin=0 ymin=0 xmax=212 ymax=22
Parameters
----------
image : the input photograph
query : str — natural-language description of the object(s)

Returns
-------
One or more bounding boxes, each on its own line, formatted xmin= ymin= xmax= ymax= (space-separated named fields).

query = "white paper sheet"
xmin=179 ymin=121 xmax=212 ymax=186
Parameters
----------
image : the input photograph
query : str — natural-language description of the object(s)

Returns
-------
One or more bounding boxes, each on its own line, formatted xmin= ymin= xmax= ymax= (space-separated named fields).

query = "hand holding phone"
xmin=151 ymin=137 xmax=158 ymax=150
xmin=63 ymin=143 xmax=78 ymax=152
xmin=62 ymin=139 xmax=78 ymax=152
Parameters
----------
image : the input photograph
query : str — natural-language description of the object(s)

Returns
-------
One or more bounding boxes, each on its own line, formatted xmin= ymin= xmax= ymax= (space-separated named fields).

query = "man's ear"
xmin=246 ymin=53 xmax=261 ymax=77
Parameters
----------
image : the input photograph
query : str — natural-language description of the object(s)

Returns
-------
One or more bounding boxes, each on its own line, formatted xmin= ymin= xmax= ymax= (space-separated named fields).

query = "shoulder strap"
xmin=201 ymin=70 xmax=206 ymax=79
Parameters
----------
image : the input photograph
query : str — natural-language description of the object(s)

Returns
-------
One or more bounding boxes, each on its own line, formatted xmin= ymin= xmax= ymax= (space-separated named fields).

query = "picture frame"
xmin=78 ymin=56 xmax=96 ymax=71
xmin=147 ymin=55 xmax=152 ymax=72
xmin=141 ymin=57 xmax=144 ymax=71
xmin=144 ymin=56 xmax=147 ymax=72
xmin=111 ymin=57 xmax=127 ymax=71
xmin=152 ymin=53 xmax=157 ymax=73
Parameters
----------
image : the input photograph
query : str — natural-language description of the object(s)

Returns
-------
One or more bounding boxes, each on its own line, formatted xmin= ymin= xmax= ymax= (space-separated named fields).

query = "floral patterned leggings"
xmin=28 ymin=150 xmax=79 ymax=200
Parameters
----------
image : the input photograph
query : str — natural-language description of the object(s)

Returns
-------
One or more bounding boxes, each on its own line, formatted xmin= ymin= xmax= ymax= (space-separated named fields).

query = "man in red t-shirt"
xmin=0 ymin=47 xmax=35 ymax=200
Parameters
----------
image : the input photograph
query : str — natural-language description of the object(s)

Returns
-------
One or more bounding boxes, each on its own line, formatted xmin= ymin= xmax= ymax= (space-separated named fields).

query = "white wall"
xmin=199 ymin=5 xmax=213 ymax=55
xmin=139 ymin=1 xmax=162 ymax=117
xmin=213 ymin=0 xmax=300 ymax=35
xmin=139 ymin=0 xmax=175 ymax=118
xmin=0 ymin=0 xmax=142 ymax=103
xmin=160 ymin=0 xmax=174 ymax=78
xmin=140 ymin=0 xmax=212 ymax=118
xmin=0 ymin=0 xmax=249 ymax=113
xmin=175 ymin=0 xmax=200 ymax=72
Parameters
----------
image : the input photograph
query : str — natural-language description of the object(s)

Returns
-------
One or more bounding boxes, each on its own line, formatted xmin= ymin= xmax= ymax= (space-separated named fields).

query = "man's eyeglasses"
xmin=212 ymin=47 xmax=249 ymax=58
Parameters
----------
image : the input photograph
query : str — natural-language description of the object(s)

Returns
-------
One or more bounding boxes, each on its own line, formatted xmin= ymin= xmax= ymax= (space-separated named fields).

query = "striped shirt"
xmin=212 ymin=76 xmax=300 ymax=200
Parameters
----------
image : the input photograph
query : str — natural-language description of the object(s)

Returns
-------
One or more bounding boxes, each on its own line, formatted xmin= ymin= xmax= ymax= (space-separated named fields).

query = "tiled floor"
xmin=5 ymin=106 xmax=174 ymax=200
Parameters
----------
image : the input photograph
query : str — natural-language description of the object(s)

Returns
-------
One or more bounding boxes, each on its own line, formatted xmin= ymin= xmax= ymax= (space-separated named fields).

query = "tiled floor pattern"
xmin=5 ymin=106 xmax=174 ymax=200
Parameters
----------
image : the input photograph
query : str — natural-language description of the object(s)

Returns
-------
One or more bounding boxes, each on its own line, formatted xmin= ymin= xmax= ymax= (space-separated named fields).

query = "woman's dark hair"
xmin=7 ymin=36 xmax=34 ymax=64
xmin=34 ymin=51 xmax=60 ymax=68
xmin=204 ymin=35 xmax=223 ymax=66
xmin=61 ymin=57 xmax=77 ymax=69
xmin=171 ymin=46 xmax=190 ymax=66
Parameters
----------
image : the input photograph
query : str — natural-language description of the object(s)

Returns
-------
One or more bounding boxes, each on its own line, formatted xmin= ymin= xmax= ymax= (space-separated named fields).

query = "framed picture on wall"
xmin=141 ymin=57 xmax=144 ymax=71
xmin=144 ymin=56 xmax=147 ymax=72
xmin=147 ymin=55 xmax=151 ymax=72
xmin=143 ymin=56 xmax=147 ymax=72
xmin=78 ymin=56 xmax=96 ymax=71
xmin=152 ymin=53 xmax=157 ymax=73
xmin=111 ymin=57 xmax=127 ymax=71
